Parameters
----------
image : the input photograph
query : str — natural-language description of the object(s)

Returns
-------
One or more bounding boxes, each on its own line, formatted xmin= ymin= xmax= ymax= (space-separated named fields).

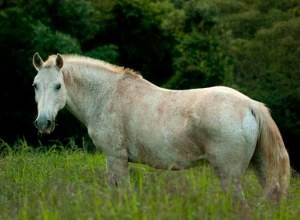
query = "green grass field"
xmin=0 ymin=140 xmax=299 ymax=220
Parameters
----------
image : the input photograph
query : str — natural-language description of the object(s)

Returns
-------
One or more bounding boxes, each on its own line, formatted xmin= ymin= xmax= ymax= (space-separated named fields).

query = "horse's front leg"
xmin=88 ymin=127 xmax=129 ymax=187
xmin=107 ymin=152 xmax=129 ymax=187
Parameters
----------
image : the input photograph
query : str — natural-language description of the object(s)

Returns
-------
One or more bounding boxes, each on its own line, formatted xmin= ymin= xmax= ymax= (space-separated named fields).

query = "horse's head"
xmin=32 ymin=53 xmax=66 ymax=134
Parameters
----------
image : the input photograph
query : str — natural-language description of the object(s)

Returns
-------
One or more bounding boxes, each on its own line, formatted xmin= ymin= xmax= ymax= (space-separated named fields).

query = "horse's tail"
xmin=251 ymin=103 xmax=290 ymax=202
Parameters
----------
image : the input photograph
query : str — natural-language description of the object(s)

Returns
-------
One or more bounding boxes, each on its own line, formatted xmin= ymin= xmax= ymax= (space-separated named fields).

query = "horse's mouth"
xmin=38 ymin=123 xmax=55 ymax=135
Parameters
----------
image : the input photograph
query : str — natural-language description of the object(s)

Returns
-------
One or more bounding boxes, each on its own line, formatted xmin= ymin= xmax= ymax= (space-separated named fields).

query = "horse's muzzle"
xmin=34 ymin=115 xmax=55 ymax=134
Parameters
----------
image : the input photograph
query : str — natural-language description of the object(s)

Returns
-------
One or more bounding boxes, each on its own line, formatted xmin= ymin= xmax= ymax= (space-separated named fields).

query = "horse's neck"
xmin=63 ymin=65 xmax=120 ymax=126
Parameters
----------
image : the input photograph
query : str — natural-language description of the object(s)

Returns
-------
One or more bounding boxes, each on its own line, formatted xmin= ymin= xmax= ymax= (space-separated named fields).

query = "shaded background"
xmin=0 ymin=0 xmax=299 ymax=171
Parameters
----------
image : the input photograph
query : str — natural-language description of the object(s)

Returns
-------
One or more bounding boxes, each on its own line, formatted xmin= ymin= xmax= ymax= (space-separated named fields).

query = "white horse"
xmin=32 ymin=53 xmax=290 ymax=202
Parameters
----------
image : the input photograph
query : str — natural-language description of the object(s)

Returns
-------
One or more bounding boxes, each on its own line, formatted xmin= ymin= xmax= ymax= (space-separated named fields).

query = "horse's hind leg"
xmin=218 ymin=171 xmax=251 ymax=220
xmin=207 ymin=141 xmax=256 ymax=206
xmin=216 ymin=165 xmax=247 ymax=203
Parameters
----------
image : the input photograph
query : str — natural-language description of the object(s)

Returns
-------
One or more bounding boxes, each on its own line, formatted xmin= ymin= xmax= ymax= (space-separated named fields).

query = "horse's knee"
xmin=106 ymin=156 xmax=129 ymax=186
xmin=107 ymin=171 xmax=129 ymax=187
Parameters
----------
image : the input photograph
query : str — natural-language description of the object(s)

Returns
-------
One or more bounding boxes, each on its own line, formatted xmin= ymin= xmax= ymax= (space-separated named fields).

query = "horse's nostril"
xmin=34 ymin=115 xmax=53 ymax=131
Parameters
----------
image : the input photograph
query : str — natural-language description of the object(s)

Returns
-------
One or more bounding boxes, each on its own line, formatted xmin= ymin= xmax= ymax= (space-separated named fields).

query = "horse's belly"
xmin=128 ymin=141 xmax=204 ymax=170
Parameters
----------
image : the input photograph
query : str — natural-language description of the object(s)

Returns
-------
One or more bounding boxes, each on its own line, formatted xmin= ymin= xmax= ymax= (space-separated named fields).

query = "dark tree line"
xmin=0 ymin=0 xmax=299 ymax=170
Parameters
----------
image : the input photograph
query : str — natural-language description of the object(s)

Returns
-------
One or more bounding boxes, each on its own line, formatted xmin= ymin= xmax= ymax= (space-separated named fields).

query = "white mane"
xmin=44 ymin=54 xmax=142 ymax=78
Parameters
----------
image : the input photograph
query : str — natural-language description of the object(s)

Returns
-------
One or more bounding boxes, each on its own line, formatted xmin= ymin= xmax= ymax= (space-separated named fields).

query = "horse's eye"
xmin=55 ymin=83 xmax=61 ymax=91
xmin=32 ymin=83 xmax=38 ymax=90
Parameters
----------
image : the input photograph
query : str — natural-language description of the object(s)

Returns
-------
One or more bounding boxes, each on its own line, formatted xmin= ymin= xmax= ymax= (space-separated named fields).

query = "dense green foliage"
xmin=0 ymin=0 xmax=299 ymax=169
xmin=0 ymin=141 xmax=299 ymax=219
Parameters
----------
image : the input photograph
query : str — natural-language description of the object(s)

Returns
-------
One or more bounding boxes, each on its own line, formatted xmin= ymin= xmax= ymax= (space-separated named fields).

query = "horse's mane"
xmin=44 ymin=54 xmax=142 ymax=78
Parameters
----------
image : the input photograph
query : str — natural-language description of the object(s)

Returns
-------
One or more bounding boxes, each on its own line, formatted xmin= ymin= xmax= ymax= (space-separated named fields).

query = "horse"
xmin=32 ymin=52 xmax=290 ymax=203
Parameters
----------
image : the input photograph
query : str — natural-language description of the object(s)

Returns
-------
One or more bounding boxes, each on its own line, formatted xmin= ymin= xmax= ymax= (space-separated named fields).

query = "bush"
xmin=85 ymin=44 xmax=119 ymax=63
xmin=165 ymin=31 xmax=233 ymax=89
xmin=32 ymin=22 xmax=81 ymax=57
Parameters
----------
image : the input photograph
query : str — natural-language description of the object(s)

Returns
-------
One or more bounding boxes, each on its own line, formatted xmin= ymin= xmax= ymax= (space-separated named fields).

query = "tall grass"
xmin=0 ymin=140 xmax=299 ymax=220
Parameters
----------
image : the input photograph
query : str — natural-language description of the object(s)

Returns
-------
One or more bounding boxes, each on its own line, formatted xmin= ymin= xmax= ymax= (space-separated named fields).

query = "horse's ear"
xmin=33 ymin=52 xmax=44 ymax=71
xmin=56 ymin=54 xmax=64 ymax=69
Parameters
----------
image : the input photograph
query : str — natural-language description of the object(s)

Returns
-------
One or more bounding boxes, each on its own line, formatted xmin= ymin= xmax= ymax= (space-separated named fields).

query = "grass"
xmin=0 ymin=140 xmax=299 ymax=220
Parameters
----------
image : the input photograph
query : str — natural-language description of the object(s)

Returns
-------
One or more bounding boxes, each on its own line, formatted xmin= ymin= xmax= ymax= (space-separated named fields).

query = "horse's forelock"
xmin=43 ymin=55 xmax=57 ymax=68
